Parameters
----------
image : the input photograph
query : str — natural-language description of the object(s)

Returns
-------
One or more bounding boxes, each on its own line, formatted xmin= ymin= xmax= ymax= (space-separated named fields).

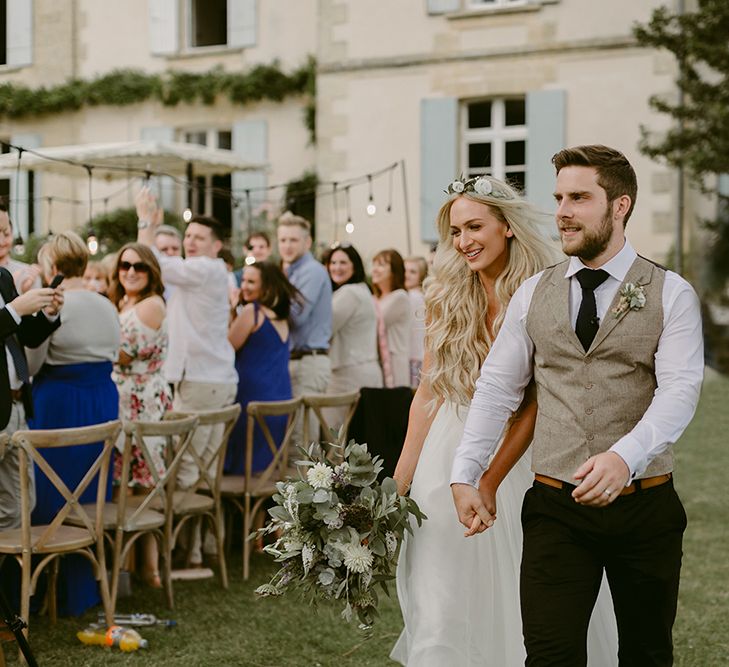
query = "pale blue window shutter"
xmin=6 ymin=0 xmax=33 ymax=67
xmin=420 ymin=97 xmax=458 ymax=243
xmin=426 ymin=0 xmax=460 ymax=15
xmin=232 ymin=120 xmax=267 ymax=242
xmin=526 ymin=89 xmax=565 ymax=215
xmin=9 ymin=133 xmax=41 ymax=239
xmin=141 ymin=127 xmax=176 ymax=211
xmin=149 ymin=0 xmax=178 ymax=55
xmin=228 ymin=0 xmax=257 ymax=48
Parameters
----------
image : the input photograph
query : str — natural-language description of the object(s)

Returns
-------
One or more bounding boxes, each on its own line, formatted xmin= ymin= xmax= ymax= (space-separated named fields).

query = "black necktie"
xmin=6 ymin=334 xmax=30 ymax=384
xmin=575 ymin=268 xmax=610 ymax=351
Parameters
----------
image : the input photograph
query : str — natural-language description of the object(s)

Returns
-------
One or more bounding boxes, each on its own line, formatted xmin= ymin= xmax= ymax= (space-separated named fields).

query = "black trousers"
xmin=520 ymin=479 xmax=686 ymax=667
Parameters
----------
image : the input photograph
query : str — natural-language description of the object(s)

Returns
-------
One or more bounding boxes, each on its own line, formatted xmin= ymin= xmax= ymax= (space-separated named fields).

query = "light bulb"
xmin=366 ymin=202 xmax=377 ymax=217
xmin=245 ymin=255 xmax=256 ymax=265
xmin=87 ymin=235 xmax=99 ymax=255
xmin=345 ymin=222 xmax=355 ymax=234
xmin=183 ymin=208 xmax=193 ymax=223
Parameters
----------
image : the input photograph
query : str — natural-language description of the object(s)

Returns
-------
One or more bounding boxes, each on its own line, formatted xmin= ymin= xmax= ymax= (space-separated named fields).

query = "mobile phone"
xmin=50 ymin=274 xmax=64 ymax=289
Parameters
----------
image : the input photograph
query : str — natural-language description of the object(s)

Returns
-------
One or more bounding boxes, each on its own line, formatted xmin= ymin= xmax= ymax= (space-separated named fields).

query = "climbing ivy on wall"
xmin=0 ymin=57 xmax=317 ymax=142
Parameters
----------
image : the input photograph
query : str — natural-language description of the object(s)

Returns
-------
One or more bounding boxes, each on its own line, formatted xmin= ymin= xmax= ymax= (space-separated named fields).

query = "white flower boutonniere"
xmin=612 ymin=282 xmax=646 ymax=317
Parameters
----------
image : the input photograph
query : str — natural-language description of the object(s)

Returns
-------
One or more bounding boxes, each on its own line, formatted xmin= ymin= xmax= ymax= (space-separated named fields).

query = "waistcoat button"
xmin=586 ymin=433 xmax=594 ymax=441
xmin=585 ymin=408 xmax=593 ymax=415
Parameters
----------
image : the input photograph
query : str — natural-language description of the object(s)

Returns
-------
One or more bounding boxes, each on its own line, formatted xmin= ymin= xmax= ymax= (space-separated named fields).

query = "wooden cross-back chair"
xmin=0 ymin=420 xmax=120 ymax=642
xmin=301 ymin=390 xmax=361 ymax=461
xmin=102 ymin=415 xmax=199 ymax=611
xmin=219 ymin=397 xmax=302 ymax=580
xmin=164 ymin=404 xmax=241 ymax=589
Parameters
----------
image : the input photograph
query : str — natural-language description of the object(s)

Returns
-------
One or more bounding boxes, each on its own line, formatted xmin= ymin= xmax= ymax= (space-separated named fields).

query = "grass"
xmin=2 ymin=375 xmax=728 ymax=666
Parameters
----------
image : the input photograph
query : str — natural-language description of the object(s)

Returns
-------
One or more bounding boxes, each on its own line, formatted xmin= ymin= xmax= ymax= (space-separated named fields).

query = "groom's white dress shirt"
xmin=450 ymin=240 xmax=704 ymax=489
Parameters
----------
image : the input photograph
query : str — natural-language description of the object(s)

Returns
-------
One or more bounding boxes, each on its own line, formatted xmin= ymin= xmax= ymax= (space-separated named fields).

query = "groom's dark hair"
xmin=552 ymin=145 xmax=638 ymax=227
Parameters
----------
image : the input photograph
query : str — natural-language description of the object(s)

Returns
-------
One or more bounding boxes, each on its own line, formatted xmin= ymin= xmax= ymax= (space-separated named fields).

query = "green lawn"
xmin=3 ymin=375 xmax=728 ymax=666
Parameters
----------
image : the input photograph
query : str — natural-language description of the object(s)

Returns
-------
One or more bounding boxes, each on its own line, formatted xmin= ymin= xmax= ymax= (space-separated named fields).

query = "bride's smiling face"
xmin=449 ymin=196 xmax=513 ymax=278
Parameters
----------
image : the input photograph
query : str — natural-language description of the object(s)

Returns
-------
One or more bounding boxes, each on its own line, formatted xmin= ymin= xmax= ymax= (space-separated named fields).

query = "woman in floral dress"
xmin=110 ymin=242 xmax=171 ymax=587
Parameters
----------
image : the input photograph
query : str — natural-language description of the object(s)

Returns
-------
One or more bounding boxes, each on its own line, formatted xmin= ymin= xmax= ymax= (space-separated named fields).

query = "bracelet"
xmin=137 ymin=219 xmax=151 ymax=229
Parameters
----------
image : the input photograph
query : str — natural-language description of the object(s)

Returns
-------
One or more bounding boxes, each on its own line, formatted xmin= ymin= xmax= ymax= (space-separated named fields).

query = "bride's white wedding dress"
xmin=391 ymin=402 xmax=618 ymax=666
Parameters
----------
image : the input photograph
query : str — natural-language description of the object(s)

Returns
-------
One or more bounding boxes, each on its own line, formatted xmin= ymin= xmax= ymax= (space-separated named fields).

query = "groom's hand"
xmin=451 ymin=483 xmax=495 ymax=537
xmin=572 ymin=452 xmax=630 ymax=507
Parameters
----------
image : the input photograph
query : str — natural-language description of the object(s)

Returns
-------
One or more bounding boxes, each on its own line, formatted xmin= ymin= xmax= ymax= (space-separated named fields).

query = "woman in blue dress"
xmin=27 ymin=231 xmax=121 ymax=616
xmin=225 ymin=261 xmax=298 ymax=475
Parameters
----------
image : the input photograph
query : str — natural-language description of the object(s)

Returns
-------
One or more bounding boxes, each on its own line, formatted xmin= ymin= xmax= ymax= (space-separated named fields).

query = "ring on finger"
xmin=603 ymin=489 xmax=612 ymax=497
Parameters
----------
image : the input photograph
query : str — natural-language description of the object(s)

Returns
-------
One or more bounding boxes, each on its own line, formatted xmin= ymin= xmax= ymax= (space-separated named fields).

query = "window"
xmin=183 ymin=129 xmax=233 ymax=232
xmin=189 ymin=0 xmax=227 ymax=48
xmin=0 ymin=0 xmax=6 ymax=64
xmin=0 ymin=140 xmax=9 ymax=205
xmin=461 ymin=97 xmax=527 ymax=192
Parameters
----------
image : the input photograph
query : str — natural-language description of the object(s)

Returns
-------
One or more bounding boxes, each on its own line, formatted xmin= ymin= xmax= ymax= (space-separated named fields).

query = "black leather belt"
xmin=290 ymin=348 xmax=328 ymax=360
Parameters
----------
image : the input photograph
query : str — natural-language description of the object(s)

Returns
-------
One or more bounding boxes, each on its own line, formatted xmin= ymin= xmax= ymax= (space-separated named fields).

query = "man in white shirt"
xmin=136 ymin=190 xmax=237 ymax=492
xmin=451 ymin=145 xmax=703 ymax=666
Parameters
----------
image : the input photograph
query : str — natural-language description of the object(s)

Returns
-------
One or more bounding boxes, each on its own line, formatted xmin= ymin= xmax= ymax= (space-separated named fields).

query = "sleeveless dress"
xmin=112 ymin=306 xmax=173 ymax=487
xmin=391 ymin=402 xmax=619 ymax=666
xmin=224 ymin=303 xmax=292 ymax=474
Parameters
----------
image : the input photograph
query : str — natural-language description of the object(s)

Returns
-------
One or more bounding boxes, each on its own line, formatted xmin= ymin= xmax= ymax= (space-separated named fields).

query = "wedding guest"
xmin=27 ymin=231 xmax=120 ymax=616
xmin=109 ymin=243 xmax=171 ymax=588
xmin=234 ymin=232 xmax=273 ymax=287
xmin=324 ymin=244 xmax=382 ymax=425
xmin=154 ymin=225 xmax=182 ymax=257
xmin=0 ymin=205 xmax=41 ymax=293
xmin=277 ymin=212 xmax=332 ymax=443
xmin=404 ymin=256 xmax=428 ymax=388
xmin=371 ymin=249 xmax=411 ymax=388
xmin=136 ymin=188 xmax=237 ymax=566
xmin=83 ymin=260 xmax=110 ymax=296
xmin=226 ymin=261 xmax=295 ymax=474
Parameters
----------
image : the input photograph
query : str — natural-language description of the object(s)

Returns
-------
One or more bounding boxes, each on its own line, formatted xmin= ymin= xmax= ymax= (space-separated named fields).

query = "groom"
xmin=451 ymin=145 xmax=703 ymax=666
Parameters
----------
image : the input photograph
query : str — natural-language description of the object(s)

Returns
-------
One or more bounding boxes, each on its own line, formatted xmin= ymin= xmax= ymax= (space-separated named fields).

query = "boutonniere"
xmin=612 ymin=282 xmax=646 ymax=317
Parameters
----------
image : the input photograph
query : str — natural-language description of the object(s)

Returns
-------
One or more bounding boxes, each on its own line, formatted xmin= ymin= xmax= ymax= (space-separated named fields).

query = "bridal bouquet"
xmin=254 ymin=439 xmax=426 ymax=627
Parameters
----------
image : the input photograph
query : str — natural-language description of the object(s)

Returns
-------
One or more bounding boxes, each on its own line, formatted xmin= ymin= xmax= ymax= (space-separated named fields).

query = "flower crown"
xmin=445 ymin=175 xmax=510 ymax=199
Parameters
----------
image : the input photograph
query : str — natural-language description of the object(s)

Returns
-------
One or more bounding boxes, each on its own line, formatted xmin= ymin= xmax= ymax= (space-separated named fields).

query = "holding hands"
xmin=451 ymin=482 xmax=495 ymax=537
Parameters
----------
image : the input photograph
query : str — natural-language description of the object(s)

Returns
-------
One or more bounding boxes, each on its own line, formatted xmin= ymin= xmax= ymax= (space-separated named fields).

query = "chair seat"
xmin=171 ymin=491 xmax=213 ymax=515
xmin=64 ymin=503 xmax=165 ymax=532
xmin=0 ymin=525 xmax=95 ymax=554
xmin=220 ymin=474 xmax=279 ymax=498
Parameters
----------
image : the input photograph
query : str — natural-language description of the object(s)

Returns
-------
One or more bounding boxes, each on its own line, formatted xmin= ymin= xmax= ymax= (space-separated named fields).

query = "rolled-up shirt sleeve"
xmin=451 ymin=278 xmax=537 ymax=487
xmin=610 ymin=278 xmax=704 ymax=481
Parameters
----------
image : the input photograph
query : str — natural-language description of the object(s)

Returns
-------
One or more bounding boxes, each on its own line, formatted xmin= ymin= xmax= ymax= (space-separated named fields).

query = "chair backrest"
xmin=10 ymin=420 xmax=122 ymax=551
xmin=245 ymin=397 xmax=302 ymax=492
xmin=116 ymin=415 xmax=200 ymax=528
xmin=302 ymin=390 xmax=360 ymax=451
xmin=165 ymin=404 xmax=242 ymax=495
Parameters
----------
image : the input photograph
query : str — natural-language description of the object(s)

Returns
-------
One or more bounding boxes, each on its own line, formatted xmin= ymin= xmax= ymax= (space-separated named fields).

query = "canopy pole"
xmin=186 ymin=162 xmax=194 ymax=210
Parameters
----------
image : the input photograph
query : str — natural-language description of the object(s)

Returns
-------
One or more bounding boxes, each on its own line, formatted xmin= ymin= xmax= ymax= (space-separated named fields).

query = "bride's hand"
xmin=478 ymin=471 xmax=498 ymax=517
xmin=451 ymin=483 xmax=495 ymax=538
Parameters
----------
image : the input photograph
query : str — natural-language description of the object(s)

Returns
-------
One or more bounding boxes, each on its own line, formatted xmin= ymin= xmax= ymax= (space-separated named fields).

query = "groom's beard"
xmin=562 ymin=205 xmax=614 ymax=261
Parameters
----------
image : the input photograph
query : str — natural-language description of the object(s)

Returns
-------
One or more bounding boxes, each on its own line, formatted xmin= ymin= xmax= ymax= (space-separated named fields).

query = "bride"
xmin=390 ymin=175 xmax=617 ymax=666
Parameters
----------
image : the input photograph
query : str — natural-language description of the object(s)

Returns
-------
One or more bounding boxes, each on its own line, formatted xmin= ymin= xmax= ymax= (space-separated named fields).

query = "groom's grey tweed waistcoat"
xmin=524 ymin=255 xmax=670 ymax=483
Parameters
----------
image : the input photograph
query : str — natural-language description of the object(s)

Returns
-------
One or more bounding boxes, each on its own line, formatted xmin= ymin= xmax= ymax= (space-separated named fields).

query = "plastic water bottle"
xmin=77 ymin=625 xmax=148 ymax=651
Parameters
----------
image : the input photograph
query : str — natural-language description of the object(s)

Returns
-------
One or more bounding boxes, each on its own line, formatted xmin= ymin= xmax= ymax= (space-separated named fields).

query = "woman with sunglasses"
xmin=109 ymin=242 xmax=171 ymax=588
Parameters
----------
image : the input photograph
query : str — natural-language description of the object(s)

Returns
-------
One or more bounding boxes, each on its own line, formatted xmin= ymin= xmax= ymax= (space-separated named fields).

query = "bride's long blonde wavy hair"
xmin=424 ymin=177 xmax=561 ymax=406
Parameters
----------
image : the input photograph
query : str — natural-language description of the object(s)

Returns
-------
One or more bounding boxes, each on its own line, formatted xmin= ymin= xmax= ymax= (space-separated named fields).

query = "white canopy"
xmin=0 ymin=140 xmax=264 ymax=179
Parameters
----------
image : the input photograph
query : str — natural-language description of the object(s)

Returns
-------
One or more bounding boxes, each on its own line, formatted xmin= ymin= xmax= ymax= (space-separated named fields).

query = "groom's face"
xmin=554 ymin=166 xmax=622 ymax=264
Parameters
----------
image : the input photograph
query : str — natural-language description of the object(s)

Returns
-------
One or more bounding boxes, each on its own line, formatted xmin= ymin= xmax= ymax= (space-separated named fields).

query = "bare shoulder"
xmin=135 ymin=295 xmax=166 ymax=330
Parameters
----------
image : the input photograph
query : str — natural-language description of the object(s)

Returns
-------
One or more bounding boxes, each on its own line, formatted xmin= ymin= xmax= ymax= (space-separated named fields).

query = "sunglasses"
xmin=119 ymin=261 xmax=150 ymax=273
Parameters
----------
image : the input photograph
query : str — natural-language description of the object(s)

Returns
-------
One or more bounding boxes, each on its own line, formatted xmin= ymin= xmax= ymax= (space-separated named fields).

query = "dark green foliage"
xmin=633 ymin=0 xmax=729 ymax=180
xmin=0 ymin=59 xmax=317 ymax=142
xmin=285 ymin=170 xmax=318 ymax=237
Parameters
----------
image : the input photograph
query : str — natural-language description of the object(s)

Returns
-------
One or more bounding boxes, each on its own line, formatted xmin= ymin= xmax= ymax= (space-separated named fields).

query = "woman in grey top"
xmin=324 ymin=245 xmax=383 ymax=425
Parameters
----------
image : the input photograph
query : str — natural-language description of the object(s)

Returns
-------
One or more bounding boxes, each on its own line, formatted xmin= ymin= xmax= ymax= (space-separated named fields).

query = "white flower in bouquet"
xmin=307 ymin=462 xmax=334 ymax=490
xmin=302 ymin=543 xmax=316 ymax=575
xmin=341 ymin=542 xmax=374 ymax=574
xmin=333 ymin=462 xmax=351 ymax=485
xmin=385 ymin=531 xmax=398 ymax=557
